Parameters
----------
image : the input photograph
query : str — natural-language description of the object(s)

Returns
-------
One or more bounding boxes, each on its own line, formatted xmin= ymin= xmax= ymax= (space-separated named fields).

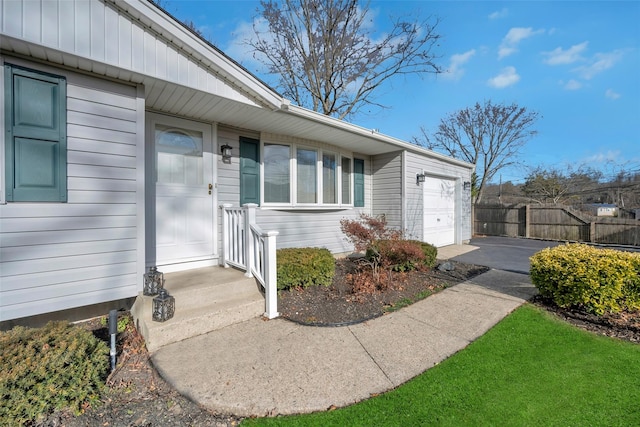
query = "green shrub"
xmin=367 ymin=240 xmax=424 ymax=272
xmin=411 ymin=240 xmax=438 ymax=269
xmin=0 ymin=321 xmax=109 ymax=425
xmin=276 ymin=247 xmax=335 ymax=290
xmin=530 ymin=243 xmax=640 ymax=315
xmin=366 ymin=240 xmax=437 ymax=272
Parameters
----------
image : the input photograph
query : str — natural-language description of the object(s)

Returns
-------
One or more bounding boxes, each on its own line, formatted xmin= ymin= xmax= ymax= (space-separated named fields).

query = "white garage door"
xmin=423 ymin=176 xmax=456 ymax=247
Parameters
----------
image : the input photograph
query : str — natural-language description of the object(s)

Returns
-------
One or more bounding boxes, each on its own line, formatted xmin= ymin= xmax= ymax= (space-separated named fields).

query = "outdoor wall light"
xmin=463 ymin=181 xmax=471 ymax=191
xmin=221 ymin=144 xmax=232 ymax=161
xmin=143 ymin=266 xmax=164 ymax=296
xmin=416 ymin=173 xmax=426 ymax=185
xmin=152 ymin=289 xmax=175 ymax=322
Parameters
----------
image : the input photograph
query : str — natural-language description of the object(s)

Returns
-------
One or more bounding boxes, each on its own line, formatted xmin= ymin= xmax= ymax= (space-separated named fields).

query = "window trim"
xmin=341 ymin=155 xmax=353 ymax=205
xmin=260 ymin=140 xmax=358 ymax=209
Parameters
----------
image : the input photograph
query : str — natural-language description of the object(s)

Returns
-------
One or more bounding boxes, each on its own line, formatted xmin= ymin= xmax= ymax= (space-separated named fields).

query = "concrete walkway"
xmin=151 ymin=244 xmax=536 ymax=417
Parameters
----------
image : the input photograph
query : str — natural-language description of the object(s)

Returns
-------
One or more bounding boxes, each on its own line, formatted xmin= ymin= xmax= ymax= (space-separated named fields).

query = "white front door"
xmin=423 ymin=176 xmax=456 ymax=247
xmin=152 ymin=115 xmax=215 ymax=267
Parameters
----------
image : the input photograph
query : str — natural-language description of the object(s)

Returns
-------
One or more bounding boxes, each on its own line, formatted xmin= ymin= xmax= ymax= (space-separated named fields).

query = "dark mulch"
xmin=39 ymin=320 xmax=242 ymax=427
xmin=279 ymin=258 xmax=490 ymax=326
xmin=39 ymin=258 xmax=639 ymax=426
xmin=532 ymin=295 xmax=640 ymax=344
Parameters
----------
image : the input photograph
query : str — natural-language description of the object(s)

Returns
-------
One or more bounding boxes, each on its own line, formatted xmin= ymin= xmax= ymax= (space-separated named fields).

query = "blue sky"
xmin=160 ymin=1 xmax=640 ymax=184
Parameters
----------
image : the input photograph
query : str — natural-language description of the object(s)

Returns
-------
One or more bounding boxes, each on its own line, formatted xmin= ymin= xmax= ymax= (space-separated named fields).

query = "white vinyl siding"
xmin=371 ymin=151 xmax=403 ymax=230
xmin=0 ymin=60 xmax=141 ymax=321
xmin=255 ymin=209 xmax=360 ymax=254
xmin=0 ymin=0 xmax=276 ymax=109
xmin=404 ymin=151 xmax=473 ymax=244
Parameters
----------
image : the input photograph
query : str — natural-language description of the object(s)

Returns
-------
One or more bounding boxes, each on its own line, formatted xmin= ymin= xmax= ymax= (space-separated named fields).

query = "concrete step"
xmin=132 ymin=267 xmax=265 ymax=352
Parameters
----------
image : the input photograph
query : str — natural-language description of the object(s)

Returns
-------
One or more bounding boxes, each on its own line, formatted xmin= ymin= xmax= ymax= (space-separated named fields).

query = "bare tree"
xmin=521 ymin=167 xmax=572 ymax=205
xmin=414 ymin=100 xmax=540 ymax=204
xmin=247 ymin=0 xmax=443 ymax=119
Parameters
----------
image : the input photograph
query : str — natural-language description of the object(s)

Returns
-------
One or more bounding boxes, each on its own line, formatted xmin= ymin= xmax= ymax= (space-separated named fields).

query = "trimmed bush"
xmin=276 ymin=247 xmax=335 ymax=290
xmin=367 ymin=240 xmax=437 ymax=272
xmin=530 ymin=243 xmax=640 ymax=315
xmin=411 ymin=240 xmax=438 ymax=269
xmin=367 ymin=240 xmax=423 ymax=272
xmin=0 ymin=321 xmax=109 ymax=425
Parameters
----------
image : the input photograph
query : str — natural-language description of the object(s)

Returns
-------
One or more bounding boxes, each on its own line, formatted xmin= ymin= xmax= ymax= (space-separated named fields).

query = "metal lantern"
xmin=220 ymin=144 xmax=232 ymax=161
xmin=152 ymin=289 xmax=175 ymax=322
xmin=143 ymin=266 xmax=164 ymax=296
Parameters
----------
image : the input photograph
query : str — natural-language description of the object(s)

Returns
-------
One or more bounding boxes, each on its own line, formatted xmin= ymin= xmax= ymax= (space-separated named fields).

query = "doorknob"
xmin=208 ymin=183 xmax=213 ymax=195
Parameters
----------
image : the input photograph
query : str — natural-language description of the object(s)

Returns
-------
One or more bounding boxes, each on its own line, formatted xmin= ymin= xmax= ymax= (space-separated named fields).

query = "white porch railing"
xmin=221 ymin=203 xmax=279 ymax=319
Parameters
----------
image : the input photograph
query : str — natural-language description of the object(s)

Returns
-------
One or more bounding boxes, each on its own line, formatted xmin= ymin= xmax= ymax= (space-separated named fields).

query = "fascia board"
xmin=287 ymin=104 xmax=476 ymax=170
xmin=114 ymin=0 xmax=285 ymax=110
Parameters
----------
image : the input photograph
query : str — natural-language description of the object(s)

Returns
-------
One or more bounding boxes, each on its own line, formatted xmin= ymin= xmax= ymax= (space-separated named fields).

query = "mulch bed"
xmin=40 ymin=258 xmax=639 ymax=426
xmin=531 ymin=295 xmax=640 ymax=344
xmin=278 ymin=258 xmax=490 ymax=326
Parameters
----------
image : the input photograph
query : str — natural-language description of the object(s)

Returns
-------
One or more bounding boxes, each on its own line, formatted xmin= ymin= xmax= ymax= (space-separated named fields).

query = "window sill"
xmin=260 ymin=205 xmax=355 ymax=212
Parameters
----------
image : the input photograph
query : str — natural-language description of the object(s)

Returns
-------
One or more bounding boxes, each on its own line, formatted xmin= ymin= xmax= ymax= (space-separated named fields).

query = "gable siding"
xmin=0 ymin=59 xmax=141 ymax=321
xmin=0 ymin=0 xmax=259 ymax=107
xmin=404 ymin=151 xmax=473 ymax=243
xmin=371 ymin=151 xmax=403 ymax=230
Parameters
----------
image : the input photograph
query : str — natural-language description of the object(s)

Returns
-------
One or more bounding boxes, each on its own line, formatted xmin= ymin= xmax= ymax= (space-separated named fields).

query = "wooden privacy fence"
xmin=474 ymin=205 xmax=640 ymax=246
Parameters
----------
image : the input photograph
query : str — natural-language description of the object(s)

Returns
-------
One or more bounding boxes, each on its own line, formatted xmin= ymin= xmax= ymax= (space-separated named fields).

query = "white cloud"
xmin=543 ymin=42 xmax=588 ymax=65
xmin=224 ymin=19 xmax=263 ymax=67
xmin=488 ymin=8 xmax=508 ymax=20
xmin=487 ymin=66 xmax=520 ymax=88
xmin=498 ymin=27 xmax=545 ymax=59
xmin=583 ymin=150 xmax=621 ymax=164
xmin=574 ymin=50 xmax=624 ymax=79
xmin=443 ymin=49 xmax=476 ymax=80
xmin=605 ymin=89 xmax=621 ymax=99
xmin=563 ymin=79 xmax=582 ymax=90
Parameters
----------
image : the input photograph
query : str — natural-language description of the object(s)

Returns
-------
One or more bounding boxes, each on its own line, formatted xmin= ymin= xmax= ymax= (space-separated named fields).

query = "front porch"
xmin=132 ymin=266 xmax=265 ymax=353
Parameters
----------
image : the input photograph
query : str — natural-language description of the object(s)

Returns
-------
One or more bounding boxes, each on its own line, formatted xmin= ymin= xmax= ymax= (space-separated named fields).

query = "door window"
xmin=155 ymin=125 xmax=203 ymax=185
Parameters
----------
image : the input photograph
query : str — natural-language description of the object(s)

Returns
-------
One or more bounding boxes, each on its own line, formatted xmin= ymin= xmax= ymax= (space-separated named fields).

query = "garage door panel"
xmin=423 ymin=177 xmax=455 ymax=247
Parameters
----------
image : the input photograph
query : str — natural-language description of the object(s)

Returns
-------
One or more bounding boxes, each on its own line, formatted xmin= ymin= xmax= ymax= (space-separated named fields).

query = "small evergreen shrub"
xmin=276 ymin=247 xmax=335 ymax=290
xmin=0 ymin=321 xmax=109 ymax=425
xmin=411 ymin=240 xmax=438 ymax=269
xmin=365 ymin=240 xmax=437 ymax=272
xmin=530 ymin=243 xmax=640 ymax=315
xmin=368 ymin=239 xmax=426 ymax=272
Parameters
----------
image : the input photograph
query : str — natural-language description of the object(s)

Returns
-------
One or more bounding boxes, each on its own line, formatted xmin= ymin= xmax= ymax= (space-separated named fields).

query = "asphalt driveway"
xmin=450 ymin=236 xmax=562 ymax=274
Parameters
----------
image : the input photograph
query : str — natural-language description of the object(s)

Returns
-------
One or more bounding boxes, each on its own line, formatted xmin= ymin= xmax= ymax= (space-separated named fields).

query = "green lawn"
xmin=242 ymin=305 xmax=640 ymax=427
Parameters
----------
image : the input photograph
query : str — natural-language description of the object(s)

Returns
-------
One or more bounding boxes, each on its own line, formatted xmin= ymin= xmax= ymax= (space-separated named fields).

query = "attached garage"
xmin=423 ymin=176 xmax=456 ymax=247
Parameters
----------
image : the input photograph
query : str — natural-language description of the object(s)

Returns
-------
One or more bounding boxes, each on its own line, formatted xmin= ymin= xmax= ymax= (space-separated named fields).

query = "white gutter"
xmin=115 ymin=1 xmax=472 ymax=171
xmin=286 ymin=104 xmax=475 ymax=169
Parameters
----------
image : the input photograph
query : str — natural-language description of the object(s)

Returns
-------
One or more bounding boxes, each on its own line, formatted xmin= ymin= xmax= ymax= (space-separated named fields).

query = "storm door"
xmin=153 ymin=116 xmax=215 ymax=265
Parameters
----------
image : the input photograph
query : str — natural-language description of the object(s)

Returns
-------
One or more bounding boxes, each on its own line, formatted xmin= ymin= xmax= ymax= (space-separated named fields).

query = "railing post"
xmin=221 ymin=204 xmax=232 ymax=267
xmin=263 ymin=231 xmax=280 ymax=319
xmin=244 ymin=204 xmax=258 ymax=278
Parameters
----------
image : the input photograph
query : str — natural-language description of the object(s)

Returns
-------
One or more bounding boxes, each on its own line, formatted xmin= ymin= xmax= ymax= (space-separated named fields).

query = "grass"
xmin=242 ymin=305 xmax=640 ymax=427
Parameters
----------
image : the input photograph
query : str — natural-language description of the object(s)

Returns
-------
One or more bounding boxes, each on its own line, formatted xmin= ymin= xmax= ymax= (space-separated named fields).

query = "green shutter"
xmin=5 ymin=65 xmax=67 ymax=202
xmin=354 ymin=158 xmax=365 ymax=207
xmin=239 ymin=137 xmax=260 ymax=206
